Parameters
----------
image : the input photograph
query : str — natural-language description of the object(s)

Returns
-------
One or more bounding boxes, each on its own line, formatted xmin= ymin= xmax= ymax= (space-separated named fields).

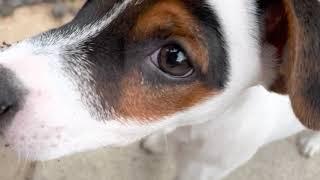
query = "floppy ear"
xmin=260 ymin=0 xmax=320 ymax=130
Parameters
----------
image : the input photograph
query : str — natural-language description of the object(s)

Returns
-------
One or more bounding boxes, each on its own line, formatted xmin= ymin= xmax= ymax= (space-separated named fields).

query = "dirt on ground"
xmin=0 ymin=2 xmax=82 ymax=43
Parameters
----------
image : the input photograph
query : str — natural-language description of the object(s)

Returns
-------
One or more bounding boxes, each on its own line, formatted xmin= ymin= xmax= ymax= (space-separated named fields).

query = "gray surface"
xmin=1 ymin=133 xmax=320 ymax=180
xmin=226 ymin=136 xmax=320 ymax=180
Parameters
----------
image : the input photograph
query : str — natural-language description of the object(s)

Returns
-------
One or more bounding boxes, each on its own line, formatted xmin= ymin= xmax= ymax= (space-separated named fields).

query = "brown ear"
xmin=261 ymin=0 xmax=320 ymax=130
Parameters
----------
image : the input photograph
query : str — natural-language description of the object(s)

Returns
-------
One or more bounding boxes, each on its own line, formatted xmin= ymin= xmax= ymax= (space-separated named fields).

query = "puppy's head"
xmin=0 ymin=0 xmax=318 ymax=160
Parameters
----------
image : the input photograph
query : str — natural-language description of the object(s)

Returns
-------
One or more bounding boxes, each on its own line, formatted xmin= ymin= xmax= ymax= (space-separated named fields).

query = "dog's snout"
xmin=0 ymin=66 xmax=26 ymax=129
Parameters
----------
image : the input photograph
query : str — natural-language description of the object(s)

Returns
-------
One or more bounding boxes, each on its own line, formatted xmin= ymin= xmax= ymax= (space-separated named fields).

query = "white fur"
xmin=0 ymin=0 xmax=318 ymax=179
xmin=166 ymin=86 xmax=304 ymax=180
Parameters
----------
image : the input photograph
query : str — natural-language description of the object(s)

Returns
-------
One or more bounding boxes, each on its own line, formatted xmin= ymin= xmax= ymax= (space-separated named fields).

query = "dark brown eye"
xmin=157 ymin=44 xmax=194 ymax=77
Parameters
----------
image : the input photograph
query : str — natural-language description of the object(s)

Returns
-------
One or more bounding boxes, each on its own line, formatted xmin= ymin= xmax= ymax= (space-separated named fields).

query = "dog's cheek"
xmin=114 ymin=71 xmax=217 ymax=122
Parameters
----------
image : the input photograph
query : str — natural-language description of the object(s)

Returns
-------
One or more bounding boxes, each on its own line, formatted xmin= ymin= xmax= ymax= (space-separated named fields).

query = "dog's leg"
xmin=298 ymin=131 xmax=320 ymax=158
xmin=171 ymin=126 xmax=255 ymax=180
xmin=142 ymin=130 xmax=231 ymax=180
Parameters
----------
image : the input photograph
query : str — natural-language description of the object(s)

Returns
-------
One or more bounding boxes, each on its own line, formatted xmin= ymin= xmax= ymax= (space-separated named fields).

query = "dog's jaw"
xmin=0 ymin=43 xmax=202 ymax=160
xmin=0 ymin=42 xmax=253 ymax=161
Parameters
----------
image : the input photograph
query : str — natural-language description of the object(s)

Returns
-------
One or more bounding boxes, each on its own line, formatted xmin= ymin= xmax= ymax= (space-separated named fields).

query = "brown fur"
xmin=116 ymin=71 xmax=215 ymax=121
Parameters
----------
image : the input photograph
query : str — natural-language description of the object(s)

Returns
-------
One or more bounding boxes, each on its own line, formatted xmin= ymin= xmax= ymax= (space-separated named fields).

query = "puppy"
xmin=0 ymin=0 xmax=320 ymax=179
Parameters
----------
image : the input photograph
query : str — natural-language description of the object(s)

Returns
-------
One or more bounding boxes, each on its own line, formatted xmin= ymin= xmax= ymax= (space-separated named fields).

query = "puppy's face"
xmin=0 ymin=0 xmax=318 ymax=160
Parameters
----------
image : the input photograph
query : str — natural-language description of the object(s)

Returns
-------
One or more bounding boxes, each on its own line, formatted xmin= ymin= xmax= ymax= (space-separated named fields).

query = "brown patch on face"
xmin=115 ymin=71 xmax=216 ymax=121
xmin=130 ymin=0 xmax=209 ymax=74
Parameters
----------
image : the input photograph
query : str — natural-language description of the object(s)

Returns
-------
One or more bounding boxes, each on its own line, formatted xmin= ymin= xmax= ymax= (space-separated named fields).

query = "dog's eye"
xmin=152 ymin=44 xmax=194 ymax=77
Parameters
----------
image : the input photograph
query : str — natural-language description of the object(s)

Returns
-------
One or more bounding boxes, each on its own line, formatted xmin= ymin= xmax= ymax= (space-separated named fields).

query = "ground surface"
xmin=0 ymin=4 xmax=320 ymax=180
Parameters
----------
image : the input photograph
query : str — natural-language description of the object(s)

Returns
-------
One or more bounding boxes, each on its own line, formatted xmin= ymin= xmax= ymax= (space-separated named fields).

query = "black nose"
xmin=0 ymin=66 xmax=26 ymax=129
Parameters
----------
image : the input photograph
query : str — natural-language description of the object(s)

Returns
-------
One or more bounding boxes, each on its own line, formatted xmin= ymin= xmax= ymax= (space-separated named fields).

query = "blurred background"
xmin=0 ymin=0 xmax=78 ymax=17
xmin=0 ymin=0 xmax=82 ymax=43
xmin=1 ymin=1 xmax=320 ymax=180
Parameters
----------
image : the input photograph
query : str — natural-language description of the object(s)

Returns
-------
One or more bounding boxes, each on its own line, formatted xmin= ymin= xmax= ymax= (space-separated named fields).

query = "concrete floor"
xmin=1 ymin=3 xmax=320 ymax=180
xmin=1 ymin=135 xmax=320 ymax=180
